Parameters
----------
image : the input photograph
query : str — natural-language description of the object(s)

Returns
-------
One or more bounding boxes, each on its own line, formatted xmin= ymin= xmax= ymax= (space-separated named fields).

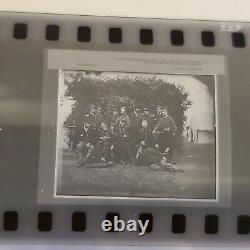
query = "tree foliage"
xmin=64 ymin=72 xmax=191 ymax=136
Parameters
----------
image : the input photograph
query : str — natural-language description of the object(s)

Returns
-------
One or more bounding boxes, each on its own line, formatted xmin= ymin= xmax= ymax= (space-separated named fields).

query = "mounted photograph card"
xmin=38 ymin=50 xmax=230 ymax=206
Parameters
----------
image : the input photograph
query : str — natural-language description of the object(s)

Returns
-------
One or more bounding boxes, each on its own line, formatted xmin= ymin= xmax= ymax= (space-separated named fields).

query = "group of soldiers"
xmin=67 ymin=104 xmax=177 ymax=168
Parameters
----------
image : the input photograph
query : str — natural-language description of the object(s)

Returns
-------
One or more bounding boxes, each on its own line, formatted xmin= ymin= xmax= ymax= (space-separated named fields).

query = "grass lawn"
xmin=56 ymin=142 xmax=216 ymax=199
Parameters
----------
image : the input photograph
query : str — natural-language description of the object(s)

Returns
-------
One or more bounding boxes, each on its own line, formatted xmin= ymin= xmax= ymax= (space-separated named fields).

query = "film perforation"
xmin=171 ymin=214 xmax=186 ymax=234
xmin=38 ymin=211 xmax=53 ymax=232
xmin=140 ymin=29 xmax=154 ymax=44
xmin=204 ymin=214 xmax=219 ymax=234
xmin=7 ymin=21 xmax=250 ymax=49
xmin=201 ymin=31 xmax=215 ymax=47
xmin=77 ymin=26 xmax=91 ymax=42
xmin=109 ymin=27 xmax=122 ymax=44
xmin=13 ymin=23 xmax=28 ymax=39
xmin=46 ymin=24 xmax=60 ymax=41
xmin=170 ymin=30 xmax=184 ymax=46
xmin=72 ymin=212 xmax=86 ymax=232
xmin=3 ymin=211 xmax=18 ymax=231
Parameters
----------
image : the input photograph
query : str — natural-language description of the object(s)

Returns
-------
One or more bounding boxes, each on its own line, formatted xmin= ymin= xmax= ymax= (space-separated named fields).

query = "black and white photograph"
xmin=55 ymin=70 xmax=216 ymax=199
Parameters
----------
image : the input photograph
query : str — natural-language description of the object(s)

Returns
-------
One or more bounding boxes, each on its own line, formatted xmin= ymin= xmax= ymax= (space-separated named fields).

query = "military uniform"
xmin=129 ymin=111 xmax=142 ymax=152
xmin=151 ymin=113 xmax=162 ymax=130
xmin=109 ymin=114 xmax=119 ymax=125
xmin=85 ymin=113 xmax=101 ymax=145
xmin=141 ymin=113 xmax=155 ymax=129
xmin=116 ymin=116 xmax=131 ymax=164
xmin=116 ymin=114 xmax=130 ymax=137
xmin=153 ymin=115 xmax=177 ymax=160
xmin=115 ymin=114 xmax=130 ymax=127
xmin=109 ymin=127 xmax=118 ymax=162
xmin=135 ymin=147 xmax=174 ymax=169
xmin=78 ymin=125 xmax=90 ymax=142
xmin=138 ymin=127 xmax=154 ymax=148
xmin=135 ymin=147 xmax=163 ymax=166
xmin=95 ymin=128 xmax=112 ymax=161
xmin=134 ymin=126 xmax=154 ymax=161
xmin=76 ymin=125 xmax=95 ymax=165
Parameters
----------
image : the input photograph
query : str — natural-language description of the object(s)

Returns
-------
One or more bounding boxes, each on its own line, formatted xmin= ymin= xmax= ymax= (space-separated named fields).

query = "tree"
xmin=63 ymin=71 xmax=191 ymax=150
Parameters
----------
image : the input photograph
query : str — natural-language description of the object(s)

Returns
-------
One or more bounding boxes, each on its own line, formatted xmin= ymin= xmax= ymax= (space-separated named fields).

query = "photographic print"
xmin=55 ymin=71 xmax=216 ymax=199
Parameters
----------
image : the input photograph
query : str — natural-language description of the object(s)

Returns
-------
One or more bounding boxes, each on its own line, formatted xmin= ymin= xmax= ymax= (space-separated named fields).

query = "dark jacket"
xmin=138 ymin=127 xmax=154 ymax=147
xmin=153 ymin=116 xmax=177 ymax=134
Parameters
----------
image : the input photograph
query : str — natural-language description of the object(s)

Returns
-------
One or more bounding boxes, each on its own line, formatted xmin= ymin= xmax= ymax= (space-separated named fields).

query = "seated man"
xmin=76 ymin=122 xmax=96 ymax=167
xmin=135 ymin=119 xmax=154 ymax=160
xmin=152 ymin=108 xmax=177 ymax=163
xmin=136 ymin=146 xmax=175 ymax=170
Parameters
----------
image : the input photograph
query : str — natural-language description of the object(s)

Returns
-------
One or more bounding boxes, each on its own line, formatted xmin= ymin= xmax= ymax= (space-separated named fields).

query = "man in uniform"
xmin=151 ymin=105 xmax=162 ymax=129
xmin=95 ymin=122 xmax=112 ymax=163
xmin=76 ymin=122 xmax=95 ymax=167
xmin=116 ymin=107 xmax=130 ymax=127
xmin=109 ymin=123 xmax=118 ymax=162
xmin=153 ymin=108 xmax=177 ymax=162
xmin=129 ymin=107 xmax=141 ymax=155
xmin=116 ymin=107 xmax=131 ymax=165
xmin=141 ymin=107 xmax=154 ymax=129
xmin=109 ymin=109 xmax=119 ymax=125
xmin=135 ymin=146 xmax=175 ymax=170
xmin=135 ymin=119 xmax=154 ymax=162
xmin=85 ymin=105 xmax=101 ymax=146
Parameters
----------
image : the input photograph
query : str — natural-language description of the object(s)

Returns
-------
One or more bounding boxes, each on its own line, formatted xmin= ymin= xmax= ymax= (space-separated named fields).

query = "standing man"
xmin=116 ymin=107 xmax=130 ymax=127
xmin=138 ymin=119 xmax=154 ymax=148
xmin=129 ymin=107 xmax=141 ymax=155
xmin=152 ymin=105 xmax=162 ymax=129
xmin=153 ymin=108 xmax=177 ymax=162
xmin=109 ymin=109 xmax=119 ymax=125
xmin=116 ymin=107 xmax=131 ymax=165
xmin=109 ymin=123 xmax=118 ymax=163
xmin=141 ymin=107 xmax=154 ymax=129
xmin=85 ymin=105 xmax=101 ymax=146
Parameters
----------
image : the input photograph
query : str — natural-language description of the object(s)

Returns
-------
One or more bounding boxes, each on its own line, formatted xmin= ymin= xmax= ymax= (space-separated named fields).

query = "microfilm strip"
xmin=0 ymin=11 xmax=249 ymax=247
